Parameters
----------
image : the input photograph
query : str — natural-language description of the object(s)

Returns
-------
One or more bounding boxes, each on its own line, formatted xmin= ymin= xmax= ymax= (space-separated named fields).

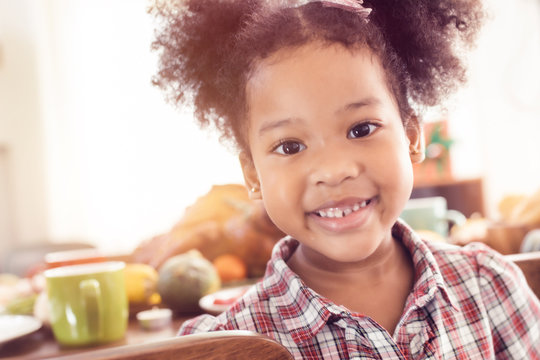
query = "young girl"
xmin=151 ymin=0 xmax=540 ymax=358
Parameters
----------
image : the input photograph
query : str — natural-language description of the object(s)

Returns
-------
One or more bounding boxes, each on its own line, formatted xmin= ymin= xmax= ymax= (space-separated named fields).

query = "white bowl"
xmin=136 ymin=307 xmax=172 ymax=331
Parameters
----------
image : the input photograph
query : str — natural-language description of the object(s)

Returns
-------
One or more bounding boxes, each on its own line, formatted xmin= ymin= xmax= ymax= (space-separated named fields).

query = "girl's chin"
xmin=298 ymin=236 xmax=385 ymax=265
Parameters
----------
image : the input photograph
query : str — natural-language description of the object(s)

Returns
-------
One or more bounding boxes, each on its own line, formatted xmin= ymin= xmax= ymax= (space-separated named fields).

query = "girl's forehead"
xmin=246 ymin=43 xmax=386 ymax=105
xmin=251 ymin=42 xmax=374 ymax=75
xmin=247 ymin=43 xmax=378 ymax=92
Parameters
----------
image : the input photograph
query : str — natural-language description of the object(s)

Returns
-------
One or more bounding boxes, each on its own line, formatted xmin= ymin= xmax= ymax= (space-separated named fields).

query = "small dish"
xmin=0 ymin=315 xmax=42 ymax=345
xmin=136 ymin=307 xmax=172 ymax=331
xmin=199 ymin=285 xmax=252 ymax=315
xmin=521 ymin=229 xmax=540 ymax=253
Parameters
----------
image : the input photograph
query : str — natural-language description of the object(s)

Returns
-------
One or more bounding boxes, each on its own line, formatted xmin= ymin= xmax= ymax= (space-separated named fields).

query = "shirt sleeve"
xmin=177 ymin=314 xmax=226 ymax=335
xmin=474 ymin=244 xmax=540 ymax=358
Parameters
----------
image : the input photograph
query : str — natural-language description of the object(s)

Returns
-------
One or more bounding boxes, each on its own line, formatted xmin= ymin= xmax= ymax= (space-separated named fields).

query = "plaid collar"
xmin=261 ymin=220 xmax=459 ymax=344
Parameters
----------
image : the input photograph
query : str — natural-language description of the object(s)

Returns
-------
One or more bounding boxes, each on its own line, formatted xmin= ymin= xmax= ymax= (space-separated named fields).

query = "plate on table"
xmin=0 ymin=315 xmax=42 ymax=345
xmin=199 ymin=285 xmax=253 ymax=315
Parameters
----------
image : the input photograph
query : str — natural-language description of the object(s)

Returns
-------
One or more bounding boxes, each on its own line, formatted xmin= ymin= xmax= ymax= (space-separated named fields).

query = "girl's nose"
xmin=308 ymin=148 xmax=361 ymax=187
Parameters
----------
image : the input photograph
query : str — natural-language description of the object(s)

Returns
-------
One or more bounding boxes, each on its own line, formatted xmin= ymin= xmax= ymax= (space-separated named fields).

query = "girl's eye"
xmin=273 ymin=141 xmax=306 ymax=155
xmin=347 ymin=123 xmax=378 ymax=139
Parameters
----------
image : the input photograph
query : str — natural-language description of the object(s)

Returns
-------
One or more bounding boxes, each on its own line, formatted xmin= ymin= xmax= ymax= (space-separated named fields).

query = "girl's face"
xmin=241 ymin=43 xmax=422 ymax=264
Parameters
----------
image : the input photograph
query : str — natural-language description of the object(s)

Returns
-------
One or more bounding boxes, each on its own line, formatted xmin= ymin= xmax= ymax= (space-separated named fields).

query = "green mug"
xmin=45 ymin=261 xmax=128 ymax=347
xmin=400 ymin=196 xmax=466 ymax=237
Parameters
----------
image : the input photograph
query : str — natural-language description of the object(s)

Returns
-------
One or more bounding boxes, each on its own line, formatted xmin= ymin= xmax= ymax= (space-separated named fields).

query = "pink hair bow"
xmin=320 ymin=0 xmax=371 ymax=18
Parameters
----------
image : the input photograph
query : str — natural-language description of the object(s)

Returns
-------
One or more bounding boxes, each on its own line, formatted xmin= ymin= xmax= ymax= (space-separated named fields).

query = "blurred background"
xmin=0 ymin=0 xmax=539 ymax=257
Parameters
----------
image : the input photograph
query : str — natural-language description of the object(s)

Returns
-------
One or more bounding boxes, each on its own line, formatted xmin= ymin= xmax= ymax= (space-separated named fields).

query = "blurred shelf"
xmin=411 ymin=177 xmax=485 ymax=218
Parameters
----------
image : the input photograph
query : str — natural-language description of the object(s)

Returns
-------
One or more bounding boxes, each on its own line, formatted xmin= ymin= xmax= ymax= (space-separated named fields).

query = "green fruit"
xmin=6 ymin=294 xmax=37 ymax=315
xmin=157 ymin=250 xmax=221 ymax=312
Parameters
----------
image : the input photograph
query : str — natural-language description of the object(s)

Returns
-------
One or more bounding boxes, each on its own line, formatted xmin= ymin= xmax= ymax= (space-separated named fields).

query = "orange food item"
xmin=132 ymin=184 xmax=284 ymax=278
xmin=212 ymin=254 xmax=248 ymax=282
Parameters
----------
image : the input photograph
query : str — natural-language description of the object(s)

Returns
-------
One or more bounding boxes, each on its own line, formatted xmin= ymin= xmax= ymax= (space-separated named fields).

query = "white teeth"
xmin=316 ymin=200 xmax=370 ymax=218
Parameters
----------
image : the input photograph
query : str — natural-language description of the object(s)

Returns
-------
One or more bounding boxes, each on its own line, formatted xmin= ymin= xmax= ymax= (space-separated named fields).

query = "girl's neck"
xmin=288 ymin=234 xmax=413 ymax=291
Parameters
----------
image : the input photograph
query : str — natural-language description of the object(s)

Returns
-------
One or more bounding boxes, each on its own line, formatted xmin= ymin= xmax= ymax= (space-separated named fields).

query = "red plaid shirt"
xmin=179 ymin=221 xmax=540 ymax=359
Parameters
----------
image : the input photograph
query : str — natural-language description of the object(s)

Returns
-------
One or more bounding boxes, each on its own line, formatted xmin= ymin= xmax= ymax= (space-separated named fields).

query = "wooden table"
xmin=0 ymin=314 xmax=193 ymax=359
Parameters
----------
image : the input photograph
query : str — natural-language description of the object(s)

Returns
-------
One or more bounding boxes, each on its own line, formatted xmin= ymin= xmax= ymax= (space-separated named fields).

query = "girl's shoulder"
xmin=425 ymin=239 xmax=535 ymax=301
xmin=426 ymin=240 xmax=514 ymax=277
xmin=427 ymin=240 xmax=515 ymax=271
xmin=422 ymin=239 xmax=540 ymax=356
xmin=178 ymin=281 xmax=277 ymax=335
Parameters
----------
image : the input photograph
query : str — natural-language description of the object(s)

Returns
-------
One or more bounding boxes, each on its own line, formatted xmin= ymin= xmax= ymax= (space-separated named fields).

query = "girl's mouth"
xmin=314 ymin=199 xmax=372 ymax=218
xmin=308 ymin=197 xmax=375 ymax=233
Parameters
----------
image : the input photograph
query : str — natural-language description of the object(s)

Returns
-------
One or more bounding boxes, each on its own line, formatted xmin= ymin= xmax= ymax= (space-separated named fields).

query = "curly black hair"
xmin=150 ymin=0 xmax=484 ymax=152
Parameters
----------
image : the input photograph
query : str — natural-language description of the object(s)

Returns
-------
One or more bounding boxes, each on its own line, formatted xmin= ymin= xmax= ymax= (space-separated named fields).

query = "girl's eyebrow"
xmin=338 ymin=97 xmax=381 ymax=113
xmin=258 ymin=118 xmax=303 ymax=136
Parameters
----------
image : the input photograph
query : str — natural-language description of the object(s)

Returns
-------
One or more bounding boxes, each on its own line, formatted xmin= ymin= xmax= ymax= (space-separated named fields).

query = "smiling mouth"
xmin=314 ymin=199 xmax=373 ymax=219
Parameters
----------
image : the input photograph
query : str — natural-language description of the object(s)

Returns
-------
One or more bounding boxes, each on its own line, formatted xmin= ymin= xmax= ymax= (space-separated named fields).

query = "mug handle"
xmin=79 ymin=279 xmax=103 ymax=340
xmin=444 ymin=209 xmax=467 ymax=229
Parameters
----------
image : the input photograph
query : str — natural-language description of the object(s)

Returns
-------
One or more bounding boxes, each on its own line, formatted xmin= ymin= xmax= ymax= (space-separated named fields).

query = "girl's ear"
xmin=239 ymin=151 xmax=262 ymax=200
xmin=406 ymin=116 xmax=425 ymax=164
